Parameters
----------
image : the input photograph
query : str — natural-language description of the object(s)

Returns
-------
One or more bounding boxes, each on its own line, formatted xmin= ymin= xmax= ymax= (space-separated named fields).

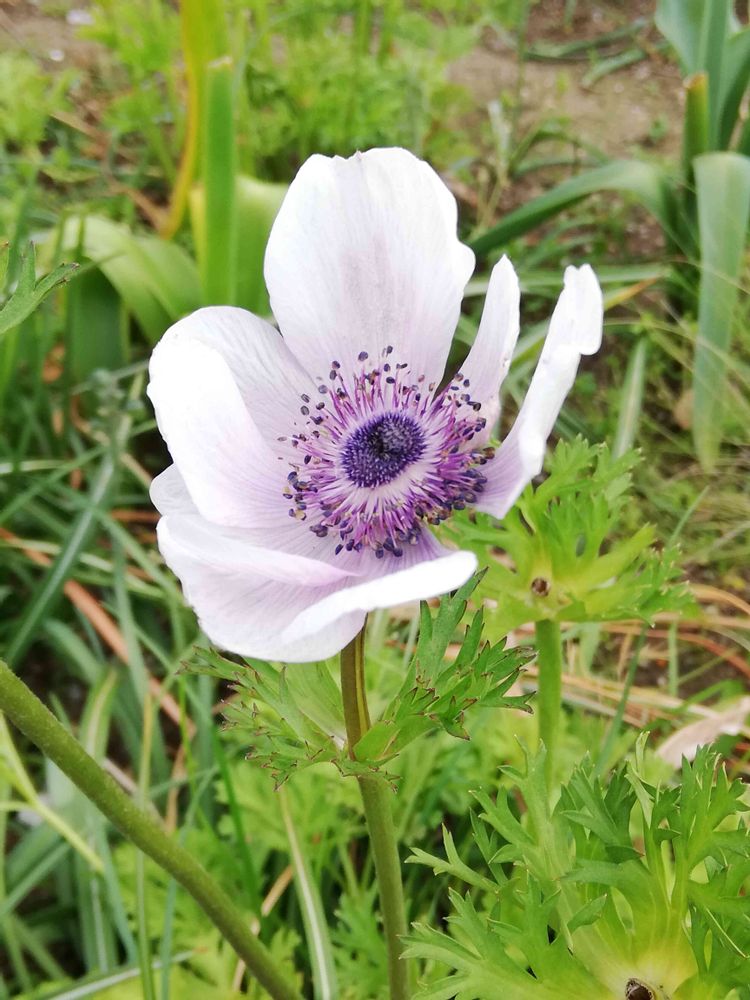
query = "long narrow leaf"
xmin=613 ymin=338 xmax=648 ymax=458
xmin=5 ymin=373 xmax=143 ymax=665
xmin=161 ymin=0 xmax=230 ymax=237
xmin=718 ymin=26 xmax=750 ymax=148
xmin=697 ymin=0 xmax=730 ymax=148
xmin=65 ymin=267 xmax=128 ymax=384
xmin=655 ymin=0 xmax=707 ymax=71
xmin=68 ymin=672 xmax=120 ymax=972
xmin=198 ymin=56 xmax=237 ymax=305
xmin=59 ymin=218 xmax=200 ymax=342
xmin=279 ymin=788 xmax=338 ymax=1000
xmin=692 ymin=151 xmax=750 ymax=468
xmin=469 ymin=160 xmax=678 ymax=257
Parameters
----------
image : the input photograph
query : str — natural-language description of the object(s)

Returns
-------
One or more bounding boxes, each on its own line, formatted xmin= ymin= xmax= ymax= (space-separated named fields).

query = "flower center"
xmin=280 ymin=349 xmax=492 ymax=558
xmin=341 ymin=413 xmax=425 ymax=487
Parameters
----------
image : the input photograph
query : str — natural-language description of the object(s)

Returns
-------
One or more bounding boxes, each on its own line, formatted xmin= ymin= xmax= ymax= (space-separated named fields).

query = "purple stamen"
xmin=286 ymin=355 xmax=488 ymax=556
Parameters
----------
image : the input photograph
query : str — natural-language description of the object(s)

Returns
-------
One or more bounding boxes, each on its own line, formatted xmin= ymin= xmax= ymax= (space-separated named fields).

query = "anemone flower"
xmin=148 ymin=148 xmax=602 ymax=662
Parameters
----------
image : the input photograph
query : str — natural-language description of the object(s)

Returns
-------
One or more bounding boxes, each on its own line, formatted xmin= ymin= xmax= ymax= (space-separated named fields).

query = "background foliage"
xmin=0 ymin=1 xmax=749 ymax=998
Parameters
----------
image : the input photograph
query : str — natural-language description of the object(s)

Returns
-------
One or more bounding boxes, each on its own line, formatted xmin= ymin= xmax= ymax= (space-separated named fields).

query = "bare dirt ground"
xmin=0 ymin=0 xmax=100 ymax=69
xmin=451 ymin=0 xmax=682 ymax=159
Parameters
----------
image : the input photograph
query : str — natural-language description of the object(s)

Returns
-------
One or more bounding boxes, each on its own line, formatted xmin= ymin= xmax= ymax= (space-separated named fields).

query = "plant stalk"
xmin=340 ymin=629 xmax=410 ymax=1000
xmin=0 ymin=659 xmax=301 ymax=1000
xmin=534 ymin=618 xmax=563 ymax=790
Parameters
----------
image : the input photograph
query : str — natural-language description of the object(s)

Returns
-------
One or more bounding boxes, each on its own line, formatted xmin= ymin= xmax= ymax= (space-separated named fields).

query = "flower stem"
xmin=0 ymin=659 xmax=301 ymax=1000
xmin=534 ymin=618 xmax=563 ymax=790
xmin=340 ymin=629 xmax=410 ymax=1000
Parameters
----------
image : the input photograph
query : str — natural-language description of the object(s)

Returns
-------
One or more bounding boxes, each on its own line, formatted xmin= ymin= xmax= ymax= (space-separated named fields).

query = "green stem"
xmin=534 ymin=618 xmax=563 ymax=790
xmin=0 ymin=659 xmax=301 ymax=1000
xmin=340 ymin=629 xmax=410 ymax=1000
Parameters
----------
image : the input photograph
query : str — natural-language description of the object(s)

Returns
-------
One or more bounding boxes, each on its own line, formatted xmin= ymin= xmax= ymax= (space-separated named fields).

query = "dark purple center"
xmin=341 ymin=413 xmax=425 ymax=488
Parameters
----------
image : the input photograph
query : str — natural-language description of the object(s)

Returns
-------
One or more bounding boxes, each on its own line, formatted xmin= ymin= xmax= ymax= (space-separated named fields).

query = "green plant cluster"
xmin=81 ymin=0 xmax=477 ymax=179
xmin=194 ymin=576 xmax=532 ymax=786
xmin=450 ymin=438 xmax=691 ymax=637
xmin=0 ymin=52 xmax=73 ymax=152
xmin=408 ymin=742 xmax=750 ymax=999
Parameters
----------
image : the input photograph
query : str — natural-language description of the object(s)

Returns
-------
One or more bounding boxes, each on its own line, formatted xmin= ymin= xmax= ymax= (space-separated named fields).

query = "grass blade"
xmin=196 ymin=56 xmax=237 ymax=305
xmin=469 ymin=160 xmax=678 ymax=257
xmin=279 ymin=787 xmax=338 ymax=1000
xmin=613 ymin=338 xmax=648 ymax=458
xmin=136 ymin=693 xmax=157 ymax=1000
xmin=5 ymin=373 xmax=142 ymax=666
xmin=70 ymin=670 xmax=121 ymax=973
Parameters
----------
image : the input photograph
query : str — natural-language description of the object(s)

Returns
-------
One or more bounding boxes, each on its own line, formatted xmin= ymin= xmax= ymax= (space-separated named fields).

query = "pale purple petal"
xmin=150 ymin=464 xmax=196 ymax=517
xmin=151 ymin=463 xmax=362 ymax=568
xmin=158 ymin=514 xmax=474 ymax=661
xmin=155 ymin=306 xmax=314 ymax=446
xmin=157 ymin=518 xmax=364 ymax=662
xmin=475 ymin=264 xmax=603 ymax=519
xmin=148 ymin=336 xmax=280 ymax=527
xmin=283 ymin=534 xmax=477 ymax=642
xmin=459 ymin=255 xmax=520 ymax=441
xmin=160 ymin=515 xmax=357 ymax=586
xmin=265 ymin=147 xmax=475 ymax=385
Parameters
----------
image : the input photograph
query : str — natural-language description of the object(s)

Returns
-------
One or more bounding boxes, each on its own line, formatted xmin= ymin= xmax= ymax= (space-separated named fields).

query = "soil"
xmin=443 ymin=0 xmax=684 ymax=244
xmin=0 ymin=0 xmax=100 ymax=70
xmin=451 ymin=6 xmax=683 ymax=160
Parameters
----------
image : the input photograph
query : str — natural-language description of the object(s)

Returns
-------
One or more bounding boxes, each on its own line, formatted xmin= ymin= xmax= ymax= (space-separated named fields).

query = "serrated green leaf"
xmin=0 ymin=243 xmax=78 ymax=341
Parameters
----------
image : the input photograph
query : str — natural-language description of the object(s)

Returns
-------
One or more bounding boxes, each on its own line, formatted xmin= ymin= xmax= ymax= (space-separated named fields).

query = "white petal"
xmin=148 ymin=336 xmax=279 ymax=527
xmin=283 ymin=536 xmax=477 ymax=642
xmin=160 ymin=515 xmax=356 ymax=586
xmin=159 ymin=516 xmax=476 ymax=662
xmin=150 ymin=465 xmax=197 ymax=517
xmin=155 ymin=306 xmax=313 ymax=445
xmin=150 ymin=464 xmax=370 ymax=570
xmin=459 ymin=255 xmax=520 ymax=438
xmin=157 ymin=518 xmax=363 ymax=662
xmin=265 ymin=148 xmax=475 ymax=384
xmin=475 ymin=265 xmax=603 ymax=519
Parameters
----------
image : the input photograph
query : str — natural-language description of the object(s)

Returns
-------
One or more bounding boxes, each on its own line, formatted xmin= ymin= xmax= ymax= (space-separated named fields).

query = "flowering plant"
xmin=147 ymin=147 xmax=603 ymax=662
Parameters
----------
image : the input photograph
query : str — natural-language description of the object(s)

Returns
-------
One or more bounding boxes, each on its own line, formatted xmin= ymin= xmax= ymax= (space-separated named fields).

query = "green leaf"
xmin=189 ymin=174 xmax=286 ymax=315
xmin=58 ymin=218 xmax=201 ymax=343
xmin=234 ymin=176 xmax=287 ymax=314
xmin=612 ymin=338 xmax=648 ymax=458
xmin=408 ymin=744 xmax=750 ymax=998
xmin=278 ymin=788 xmax=339 ymax=1000
xmin=692 ymin=152 xmax=750 ymax=469
xmin=567 ymin=895 xmax=608 ymax=934
xmin=194 ymin=581 xmax=530 ymax=784
xmin=4 ymin=374 xmax=143 ymax=666
xmin=469 ymin=160 xmax=678 ymax=258
xmin=656 ymin=0 xmax=709 ymax=73
xmin=0 ymin=243 xmax=77 ymax=342
xmin=717 ymin=27 xmax=750 ymax=148
xmin=65 ymin=267 xmax=129 ymax=384
xmin=657 ymin=0 xmax=749 ymax=150
xmin=198 ymin=56 xmax=237 ymax=305
xmin=451 ymin=440 xmax=690 ymax=635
